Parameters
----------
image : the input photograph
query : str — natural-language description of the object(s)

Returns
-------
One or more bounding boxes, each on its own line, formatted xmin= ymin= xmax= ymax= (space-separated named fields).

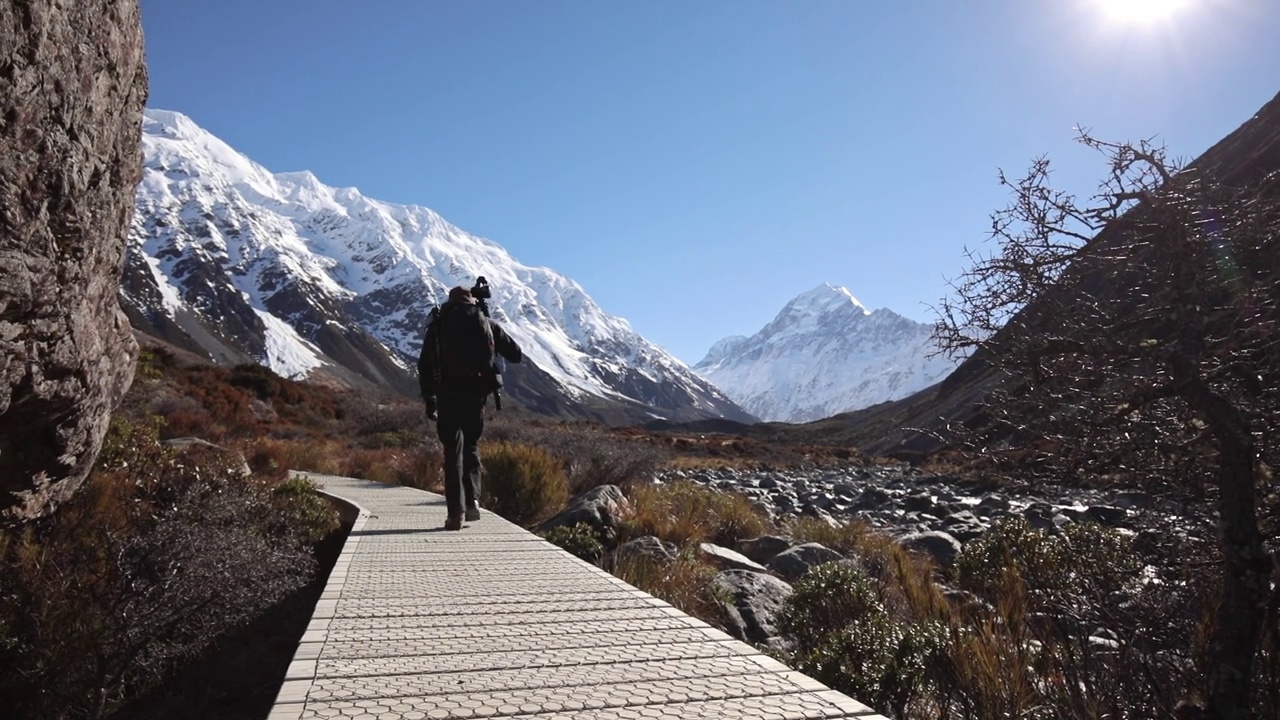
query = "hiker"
xmin=418 ymin=284 xmax=523 ymax=530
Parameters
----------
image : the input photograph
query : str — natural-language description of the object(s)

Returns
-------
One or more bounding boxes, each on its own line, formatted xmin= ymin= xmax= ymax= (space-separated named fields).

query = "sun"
xmin=1096 ymin=0 xmax=1193 ymax=25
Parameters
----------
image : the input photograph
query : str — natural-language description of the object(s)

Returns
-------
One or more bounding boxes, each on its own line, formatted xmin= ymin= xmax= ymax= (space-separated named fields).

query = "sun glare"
xmin=1096 ymin=0 xmax=1194 ymax=25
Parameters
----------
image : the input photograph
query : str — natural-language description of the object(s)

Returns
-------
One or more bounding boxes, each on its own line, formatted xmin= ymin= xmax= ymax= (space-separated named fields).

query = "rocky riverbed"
xmin=539 ymin=462 xmax=1216 ymax=651
xmin=658 ymin=463 xmax=1204 ymax=545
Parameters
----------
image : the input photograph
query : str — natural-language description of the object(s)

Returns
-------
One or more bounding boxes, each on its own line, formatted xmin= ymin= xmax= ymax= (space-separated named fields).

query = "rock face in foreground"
xmin=0 ymin=0 xmax=148 ymax=523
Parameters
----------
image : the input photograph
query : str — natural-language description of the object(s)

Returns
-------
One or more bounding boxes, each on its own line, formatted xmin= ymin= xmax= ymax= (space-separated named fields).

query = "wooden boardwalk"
xmin=270 ymin=473 xmax=888 ymax=720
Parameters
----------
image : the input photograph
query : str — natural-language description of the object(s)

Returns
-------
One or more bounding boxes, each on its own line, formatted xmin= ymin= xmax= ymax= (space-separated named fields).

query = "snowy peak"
xmin=784 ymin=283 xmax=871 ymax=318
xmin=699 ymin=335 xmax=750 ymax=366
xmin=695 ymin=284 xmax=956 ymax=423
xmin=141 ymin=109 xmax=278 ymax=193
xmin=123 ymin=110 xmax=753 ymax=424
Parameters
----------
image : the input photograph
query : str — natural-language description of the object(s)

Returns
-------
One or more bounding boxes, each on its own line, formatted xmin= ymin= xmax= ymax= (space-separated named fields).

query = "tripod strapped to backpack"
xmin=468 ymin=276 xmax=505 ymax=411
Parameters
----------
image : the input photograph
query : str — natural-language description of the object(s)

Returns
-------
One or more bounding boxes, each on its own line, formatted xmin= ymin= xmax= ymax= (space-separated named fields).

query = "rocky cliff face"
xmin=0 ymin=0 xmax=148 ymax=523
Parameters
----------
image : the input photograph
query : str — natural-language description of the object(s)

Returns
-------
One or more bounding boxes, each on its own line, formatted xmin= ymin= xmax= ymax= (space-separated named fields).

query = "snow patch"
xmin=254 ymin=309 xmax=325 ymax=379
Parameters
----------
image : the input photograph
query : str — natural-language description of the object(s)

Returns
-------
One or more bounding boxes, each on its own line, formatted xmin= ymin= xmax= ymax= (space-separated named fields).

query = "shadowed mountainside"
xmin=744 ymin=89 xmax=1280 ymax=459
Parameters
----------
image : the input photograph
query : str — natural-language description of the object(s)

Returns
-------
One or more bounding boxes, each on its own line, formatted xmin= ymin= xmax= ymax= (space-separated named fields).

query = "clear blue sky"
xmin=140 ymin=0 xmax=1280 ymax=365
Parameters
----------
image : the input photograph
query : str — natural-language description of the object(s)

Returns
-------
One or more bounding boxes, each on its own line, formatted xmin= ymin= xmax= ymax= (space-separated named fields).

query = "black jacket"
xmin=417 ymin=297 xmax=522 ymax=400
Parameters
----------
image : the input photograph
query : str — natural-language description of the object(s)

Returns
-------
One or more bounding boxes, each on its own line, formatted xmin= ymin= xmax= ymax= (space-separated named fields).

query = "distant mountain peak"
xmin=786 ymin=283 xmax=871 ymax=316
xmin=695 ymin=284 xmax=956 ymax=422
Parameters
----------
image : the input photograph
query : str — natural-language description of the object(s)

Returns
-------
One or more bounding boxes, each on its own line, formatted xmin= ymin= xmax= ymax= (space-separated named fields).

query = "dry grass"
xmin=611 ymin=551 xmax=724 ymax=628
xmin=620 ymin=480 xmax=773 ymax=548
xmin=480 ymin=442 xmax=569 ymax=526
xmin=665 ymin=455 xmax=761 ymax=471
xmin=487 ymin=420 xmax=672 ymax=494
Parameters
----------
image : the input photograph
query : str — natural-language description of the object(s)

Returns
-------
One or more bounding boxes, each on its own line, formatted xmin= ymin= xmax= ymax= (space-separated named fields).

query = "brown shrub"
xmin=0 ymin=415 xmax=334 ymax=720
xmin=488 ymin=420 xmax=672 ymax=494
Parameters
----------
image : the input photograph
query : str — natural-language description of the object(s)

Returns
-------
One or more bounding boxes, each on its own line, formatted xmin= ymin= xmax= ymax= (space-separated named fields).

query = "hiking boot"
xmin=444 ymin=514 xmax=463 ymax=531
xmin=465 ymin=503 xmax=481 ymax=522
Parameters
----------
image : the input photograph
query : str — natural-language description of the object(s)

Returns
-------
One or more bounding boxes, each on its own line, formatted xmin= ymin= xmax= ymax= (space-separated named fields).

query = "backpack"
xmin=434 ymin=302 xmax=496 ymax=380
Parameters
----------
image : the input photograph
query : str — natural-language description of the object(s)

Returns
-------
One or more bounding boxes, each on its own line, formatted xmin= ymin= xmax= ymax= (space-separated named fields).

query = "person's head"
xmin=447 ymin=286 xmax=474 ymax=303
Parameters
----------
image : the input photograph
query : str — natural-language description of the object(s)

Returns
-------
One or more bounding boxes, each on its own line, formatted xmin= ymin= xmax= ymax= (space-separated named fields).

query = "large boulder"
xmin=697 ymin=542 xmax=767 ymax=573
xmin=767 ymin=542 xmax=844 ymax=581
xmin=735 ymin=535 xmax=792 ymax=565
xmin=898 ymin=530 xmax=963 ymax=569
xmin=0 ymin=0 xmax=148 ymax=523
xmin=612 ymin=535 xmax=677 ymax=565
xmin=536 ymin=484 xmax=630 ymax=538
xmin=712 ymin=569 xmax=793 ymax=646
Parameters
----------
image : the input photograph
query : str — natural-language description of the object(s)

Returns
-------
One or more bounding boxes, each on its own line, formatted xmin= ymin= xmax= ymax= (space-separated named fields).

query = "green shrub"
xmin=541 ymin=523 xmax=604 ymax=564
xmin=956 ymin=517 xmax=1139 ymax=615
xmin=480 ymin=442 xmax=569 ymax=526
xmin=949 ymin=517 xmax=1159 ymax=718
xmin=778 ymin=562 xmax=946 ymax=718
xmin=271 ymin=476 xmax=341 ymax=545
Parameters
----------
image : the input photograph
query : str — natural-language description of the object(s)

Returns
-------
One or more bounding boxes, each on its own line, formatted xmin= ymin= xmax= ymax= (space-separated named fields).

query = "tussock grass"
xmin=480 ymin=442 xmax=569 ymax=526
xmin=620 ymin=480 xmax=772 ymax=548
xmin=612 ymin=550 xmax=724 ymax=628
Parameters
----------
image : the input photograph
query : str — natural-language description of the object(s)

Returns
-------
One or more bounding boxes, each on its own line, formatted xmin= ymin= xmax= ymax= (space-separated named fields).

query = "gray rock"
xmin=0 ymin=0 xmax=148 ymax=524
xmin=803 ymin=493 xmax=835 ymax=510
xmin=855 ymin=487 xmax=892 ymax=508
xmin=537 ymin=485 xmax=630 ymax=537
xmin=946 ymin=523 xmax=987 ymax=542
xmin=712 ymin=569 xmax=793 ymax=645
xmin=161 ymin=438 xmax=251 ymax=477
xmin=767 ymin=542 xmax=844 ymax=581
xmin=1109 ymin=491 xmax=1151 ymax=510
xmin=799 ymin=505 xmax=840 ymax=527
xmin=613 ymin=535 xmax=677 ymax=564
xmin=735 ymin=535 xmax=792 ymax=564
xmin=833 ymin=482 xmax=858 ymax=499
xmin=1024 ymin=507 xmax=1054 ymax=530
xmin=944 ymin=510 xmax=981 ymax=527
xmin=1086 ymin=505 xmax=1128 ymax=526
xmin=903 ymin=493 xmax=937 ymax=512
xmin=899 ymin=531 xmax=963 ymax=569
xmin=698 ymin=542 xmax=767 ymax=572
xmin=977 ymin=494 xmax=1010 ymax=512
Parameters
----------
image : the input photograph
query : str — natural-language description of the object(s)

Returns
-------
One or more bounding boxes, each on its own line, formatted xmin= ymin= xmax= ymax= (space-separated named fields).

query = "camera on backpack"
xmin=466 ymin=276 xmax=504 ymax=410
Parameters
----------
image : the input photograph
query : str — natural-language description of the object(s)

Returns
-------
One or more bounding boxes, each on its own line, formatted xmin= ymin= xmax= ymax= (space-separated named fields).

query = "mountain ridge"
xmin=121 ymin=109 xmax=753 ymax=425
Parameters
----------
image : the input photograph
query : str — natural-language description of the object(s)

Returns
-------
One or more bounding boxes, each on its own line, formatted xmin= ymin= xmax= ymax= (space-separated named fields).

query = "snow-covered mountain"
xmin=694 ymin=284 xmax=957 ymax=422
xmin=121 ymin=109 xmax=752 ymax=424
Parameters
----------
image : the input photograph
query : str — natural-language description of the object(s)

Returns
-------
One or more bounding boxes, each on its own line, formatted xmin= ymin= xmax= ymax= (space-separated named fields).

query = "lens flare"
xmin=1096 ymin=0 xmax=1194 ymax=25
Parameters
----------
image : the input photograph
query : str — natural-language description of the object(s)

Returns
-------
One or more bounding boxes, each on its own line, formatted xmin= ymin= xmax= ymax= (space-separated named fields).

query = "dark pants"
xmin=435 ymin=392 xmax=487 ymax=517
